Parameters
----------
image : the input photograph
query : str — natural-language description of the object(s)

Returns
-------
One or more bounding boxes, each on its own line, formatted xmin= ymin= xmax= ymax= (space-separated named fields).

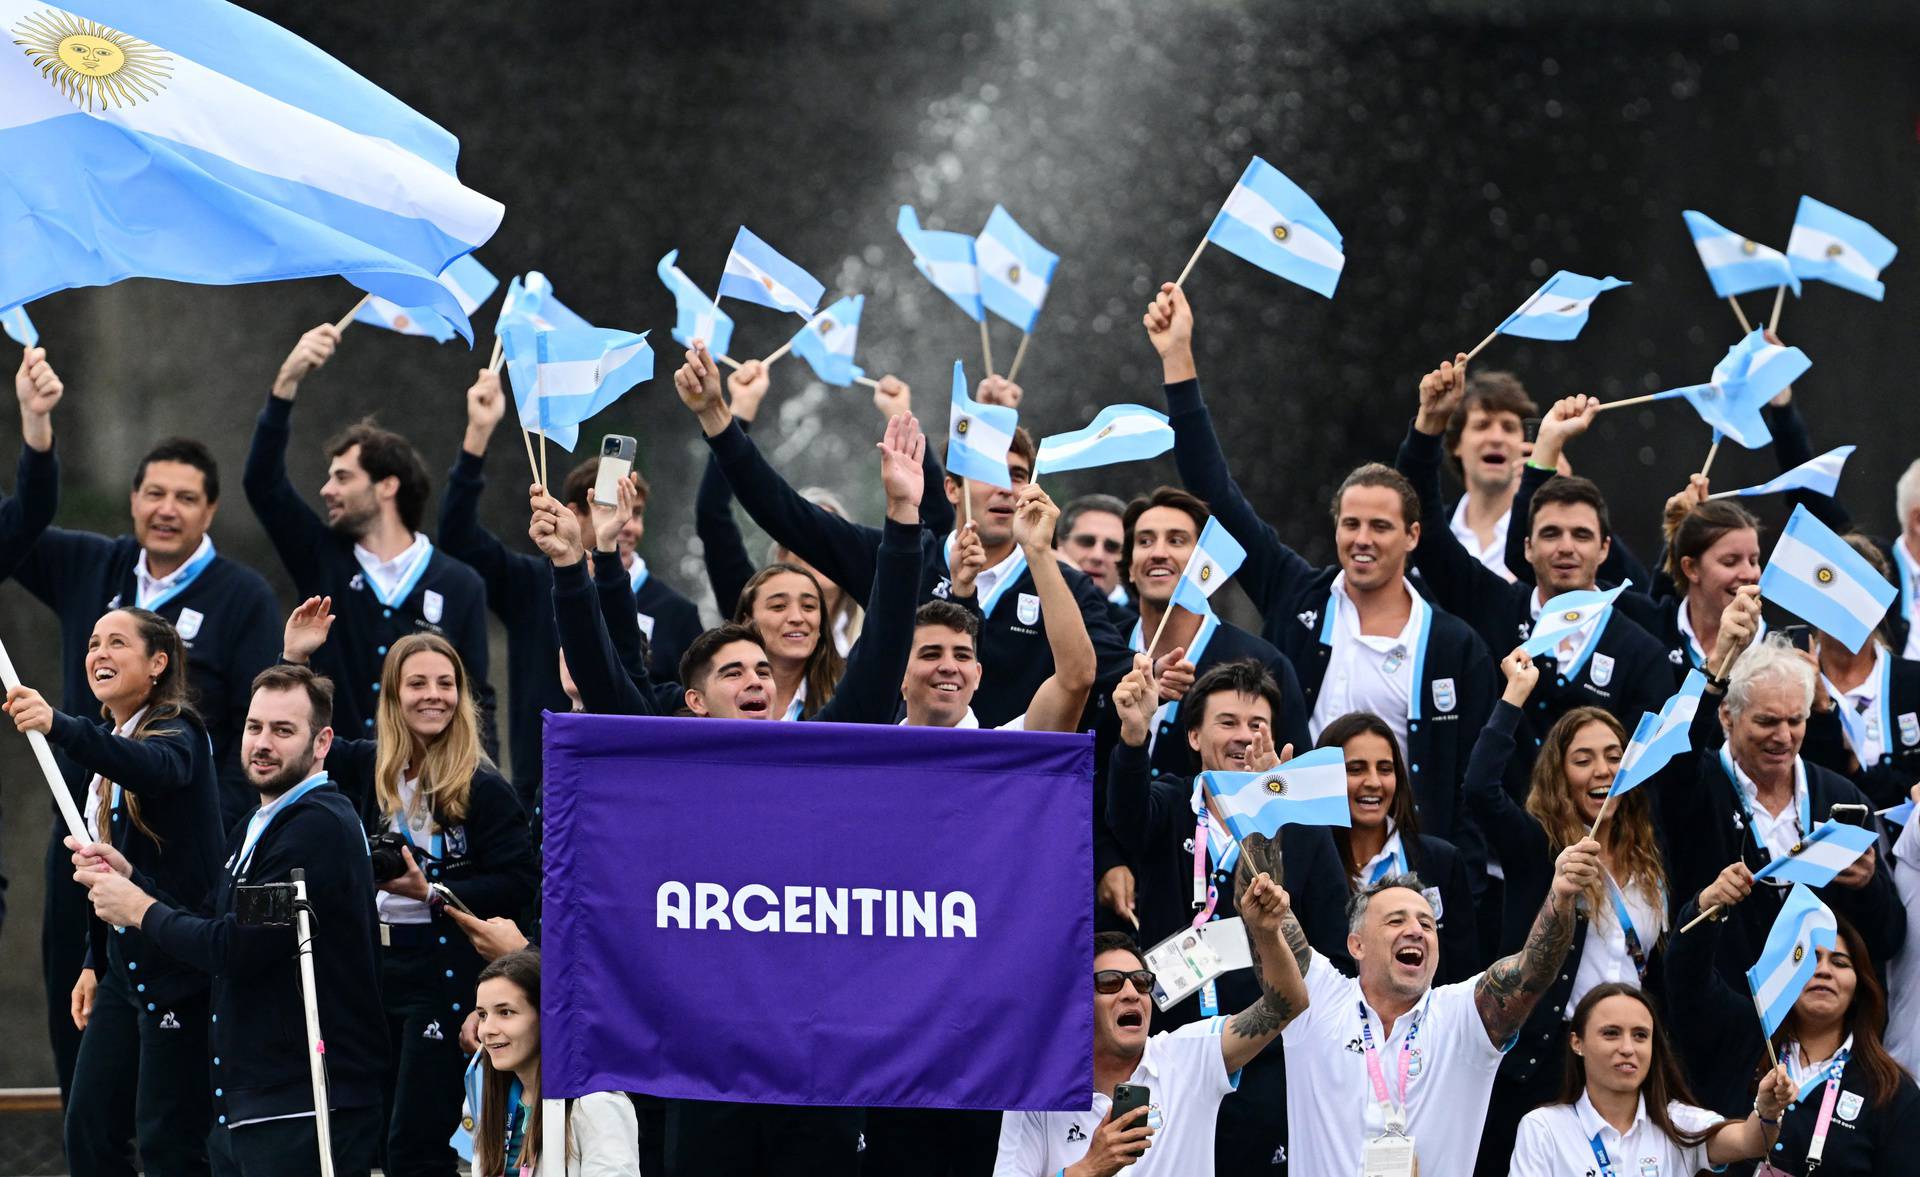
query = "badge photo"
xmin=1431 ymin=677 xmax=1456 ymax=713
xmin=176 ymin=607 xmax=205 ymax=641
xmin=423 ymin=589 xmax=445 ymax=624
xmin=1900 ymin=712 xmax=1919 ymax=747
xmin=1016 ymin=592 xmax=1041 ymax=626
xmin=1590 ymin=652 xmax=1615 ymax=687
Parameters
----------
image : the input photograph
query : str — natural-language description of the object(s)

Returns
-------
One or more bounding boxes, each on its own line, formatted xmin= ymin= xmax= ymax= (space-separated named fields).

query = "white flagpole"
xmin=291 ymin=870 xmax=337 ymax=1177
xmin=1699 ymin=437 xmax=1722 ymax=479
xmin=979 ymin=319 xmax=995 ymax=377
xmin=487 ymin=335 xmax=504 ymax=372
xmin=0 ymin=635 xmax=86 ymax=844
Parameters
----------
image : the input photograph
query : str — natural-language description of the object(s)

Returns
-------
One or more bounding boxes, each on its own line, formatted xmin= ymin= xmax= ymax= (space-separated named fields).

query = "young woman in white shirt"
xmin=1510 ymin=981 xmax=1790 ymax=1176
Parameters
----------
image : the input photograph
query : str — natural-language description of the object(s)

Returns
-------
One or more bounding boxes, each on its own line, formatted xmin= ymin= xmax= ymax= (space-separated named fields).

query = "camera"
xmin=368 ymin=831 xmax=414 ymax=883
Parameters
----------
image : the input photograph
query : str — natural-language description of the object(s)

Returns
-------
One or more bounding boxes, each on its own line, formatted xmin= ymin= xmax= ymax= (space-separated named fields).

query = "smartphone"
xmin=1522 ymin=417 xmax=1542 ymax=444
xmin=593 ymin=435 xmax=637 ymax=507
xmin=1111 ymin=1083 xmax=1150 ymax=1125
xmin=1780 ymin=624 xmax=1814 ymax=651
xmin=430 ymin=882 xmax=475 ymax=917
xmin=1828 ymin=803 xmax=1871 ymax=828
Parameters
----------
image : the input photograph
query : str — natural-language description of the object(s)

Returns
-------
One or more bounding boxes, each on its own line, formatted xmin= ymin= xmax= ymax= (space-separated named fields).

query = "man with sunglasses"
xmin=1056 ymin=495 xmax=1133 ymax=618
xmin=992 ymin=871 xmax=1308 ymax=1176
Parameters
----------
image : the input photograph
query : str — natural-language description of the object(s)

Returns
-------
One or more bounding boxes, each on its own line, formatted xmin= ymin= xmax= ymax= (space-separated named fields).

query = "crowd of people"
xmin=0 ymin=271 xmax=1916 ymax=1177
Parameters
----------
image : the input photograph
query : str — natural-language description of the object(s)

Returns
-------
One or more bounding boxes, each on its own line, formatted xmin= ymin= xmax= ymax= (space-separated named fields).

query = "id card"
xmin=1197 ymin=917 xmax=1253 ymax=972
xmin=1361 ymin=1132 xmax=1416 ymax=1177
xmin=1144 ymin=927 xmax=1225 ymax=1010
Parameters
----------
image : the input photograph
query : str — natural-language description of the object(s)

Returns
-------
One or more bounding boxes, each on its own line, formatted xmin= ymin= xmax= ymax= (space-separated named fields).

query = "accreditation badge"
xmin=1360 ymin=1131 xmax=1415 ymax=1177
xmin=1143 ymin=927 xmax=1225 ymax=1011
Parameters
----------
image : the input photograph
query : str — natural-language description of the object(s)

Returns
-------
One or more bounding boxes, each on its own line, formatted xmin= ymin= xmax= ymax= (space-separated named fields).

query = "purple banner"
xmin=541 ymin=712 xmax=1093 ymax=1110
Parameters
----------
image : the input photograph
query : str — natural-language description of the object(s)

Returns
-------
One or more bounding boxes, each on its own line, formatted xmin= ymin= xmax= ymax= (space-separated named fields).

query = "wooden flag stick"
xmin=1143 ymin=606 xmax=1180 ymax=661
xmin=1006 ymin=332 xmax=1033 ymax=384
xmin=979 ymin=318 xmax=995 ymax=377
xmin=1747 ymin=977 xmax=1782 ymax=1067
xmin=1584 ymin=795 xmax=1612 ymax=844
xmin=1590 ymin=390 xmax=1686 ymax=414
xmin=487 ymin=335 xmax=504 ymax=372
xmin=1680 ymin=903 xmax=1724 ymax=933
xmin=0 ymin=635 xmax=88 ymax=845
xmin=334 ymin=294 xmax=371 ymax=333
xmin=854 ymin=375 xmax=881 ymax=390
xmin=519 ymin=429 xmax=540 ymax=484
xmin=761 ymin=336 xmax=798 ymax=367
xmin=961 ymin=483 xmax=974 ymax=528
xmin=1174 ymin=238 xmax=1209 ymax=287
xmin=1463 ymin=327 xmax=1502 ymax=364
xmin=1768 ymin=286 xmax=1786 ymax=333
xmin=1728 ymin=296 xmax=1753 ymax=334
xmin=537 ymin=429 xmax=548 ymax=490
xmin=1699 ymin=437 xmax=1722 ymax=479
xmin=716 ymin=354 xmax=742 ymax=371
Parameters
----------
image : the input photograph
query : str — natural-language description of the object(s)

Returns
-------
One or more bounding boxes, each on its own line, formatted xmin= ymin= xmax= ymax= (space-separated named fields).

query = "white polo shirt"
xmin=1885 ymin=807 xmax=1920 ymax=1075
xmin=1510 ymin=1092 xmax=1724 ymax=1177
xmin=1281 ymin=954 xmax=1506 ymax=1177
xmin=1308 ymin=575 xmax=1427 ymax=756
xmin=991 ymin=1019 xmax=1237 ymax=1177
xmin=1450 ymin=498 xmax=1517 ymax=584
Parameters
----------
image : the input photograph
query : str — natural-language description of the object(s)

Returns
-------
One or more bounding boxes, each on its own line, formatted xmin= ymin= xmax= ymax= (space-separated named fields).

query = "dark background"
xmin=0 ymin=0 xmax=1914 ymax=1088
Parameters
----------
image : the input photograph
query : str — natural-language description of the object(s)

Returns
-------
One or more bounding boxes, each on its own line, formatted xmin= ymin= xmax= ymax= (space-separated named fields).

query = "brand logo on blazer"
xmin=1017 ymin=593 xmax=1041 ymax=626
xmin=158 ymin=1011 xmax=180 ymax=1030
xmin=1297 ymin=609 xmax=1318 ymax=630
xmin=1590 ymin=653 xmax=1615 ymax=687
xmin=423 ymin=1020 xmax=444 ymax=1041
xmin=1836 ymin=1090 xmax=1864 ymax=1122
xmin=176 ymin=607 xmax=204 ymax=641
xmin=1900 ymin=712 xmax=1919 ymax=747
xmin=932 ymin=576 xmax=952 ymax=601
xmin=423 ymin=590 xmax=445 ymax=624
xmin=1431 ymin=678 xmax=1457 ymax=713
xmin=1668 ymin=648 xmax=1684 ymax=665
xmin=1517 ymin=620 xmax=1532 ymax=642
xmin=445 ymin=825 xmax=468 ymax=857
xmin=349 ymin=573 xmax=365 ymax=592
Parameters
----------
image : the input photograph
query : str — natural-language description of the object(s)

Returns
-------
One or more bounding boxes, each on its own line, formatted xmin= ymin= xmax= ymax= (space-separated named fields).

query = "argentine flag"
xmin=976 ymin=205 xmax=1058 ymax=333
xmin=656 ymin=250 xmax=735 ymax=358
xmin=718 ymin=227 xmax=824 ymax=318
xmin=502 ymin=324 xmax=652 ymax=454
xmin=1034 ymin=404 xmax=1174 ymax=475
xmin=1494 ymin=271 xmax=1631 ymax=342
xmin=1665 ymin=329 xmax=1810 ymax=449
xmin=1787 ymin=197 xmax=1898 ymax=301
xmin=1 ymin=303 xmax=36 ymax=347
xmin=1752 ymin=819 xmax=1879 ymax=887
xmin=1760 ymin=504 xmax=1895 ymax=653
xmin=1201 ymin=746 xmax=1351 ymax=845
xmin=354 ymin=254 xmax=498 ymax=344
xmin=1170 ymin=518 xmax=1248 ymax=616
xmin=946 ymin=361 xmax=1018 ymax=489
xmin=898 ymin=206 xmax=984 ymax=321
xmin=1682 ymin=211 xmax=1800 ymax=299
xmin=1608 ymin=671 xmax=1707 ymax=798
xmin=1204 ymin=157 xmax=1344 ymax=298
xmin=1520 ymin=582 xmax=1629 ymax=658
xmin=498 ymin=272 xmax=590 ymax=335
xmin=0 ymin=0 xmax=503 ymax=340
xmin=1746 ymin=884 xmax=1837 ymax=1038
xmin=1716 ymin=445 xmax=1855 ymax=502
xmin=788 ymin=295 xmax=865 ymax=387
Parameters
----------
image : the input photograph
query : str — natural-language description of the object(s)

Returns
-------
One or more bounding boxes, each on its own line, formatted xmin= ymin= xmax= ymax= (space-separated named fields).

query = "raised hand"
xmin=1113 ymin=653 xmax=1157 ymax=748
xmin=1238 ymin=871 xmax=1293 ymax=936
xmin=1097 ymin=865 xmax=1137 ymax=929
xmin=1530 ymin=394 xmax=1600 ymax=471
xmin=464 ymin=366 xmax=506 ymax=453
xmin=977 ymin=375 xmax=1023 ymax=409
xmin=282 ymin=596 xmax=336 ymax=664
xmin=877 ymin=411 xmax=926 ymax=524
xmin=1143 ymin=281 xmax=1194 ymax=364
xmin=3 ymin=684 xmax=54 ymax=735
xmin=15 ymin=347 xmax=63 ymax=447
xmin=1500 ymin=646 xmax=1540 ymax=707
xmin=1413 ymin=353 xmax=1468 ymax=436
xmin=1151 ymin=646 xmax=1194 ymax=703
xmin=674 ymin=344 xmax=729 ymax=433
xmin=1710 ymin=585 xmax=1763 ymax=675
xmin=528 ymin=485 xmax=584 ymax=567
xmin=1550 ymin=837 xmax=1604 ymax=908
xmin=728 ymin=358 xmax=772 ymax=424
xmin=1762 ymin=329 xmax=1794 ymax=407
xmin=871 ymin=374 xmax=911 ymax=419
xmin=1009 ymin=484 xmax=1059 ymax=554
xmin=1663 ymin=474 xmax=1710 ymax=543
xmin=272 ymin=324 xmax=340 ymax=400
xmin=590 ymin=474 xmax=640 ymax=551
xmin=949 ymin=521 xmax=986 ymax=598
xmin=1698 ymin=861 xmax=1755 ymax=912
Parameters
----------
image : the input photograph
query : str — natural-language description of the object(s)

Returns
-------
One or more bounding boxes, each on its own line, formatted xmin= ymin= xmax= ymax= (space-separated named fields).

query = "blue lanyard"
xmin=1588 ymin=1132 xmax=1618 ymax=1177
xmin=233 ymin=774 xmax=328 ymax=874
xmin=1719 ymin=747 xmax=1809 ymax=856
xmin=1601 ymin=872 xmax=1651 ymax=978
xmin=138 ymin=540 xmax=218 ymax=611
xmin=944 ymin=537 xmax=1030 ymax=618
xmin=502 ymin=1080 xmax=526 ymax=1169
xmin=362 ymin=538 xmax=436 ymax=609
xmin=627 ymin=558 xmax=649 ymax=596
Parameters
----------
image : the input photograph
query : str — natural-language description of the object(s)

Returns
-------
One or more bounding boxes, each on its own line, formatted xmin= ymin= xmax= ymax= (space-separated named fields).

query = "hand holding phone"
xmin=430 ymin=882 xmax=474 ymax=917
xmin=593 ymin=434 xmax=637 ymax=507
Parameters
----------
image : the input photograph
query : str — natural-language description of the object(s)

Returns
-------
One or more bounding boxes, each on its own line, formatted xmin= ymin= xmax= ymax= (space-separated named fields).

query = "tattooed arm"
xmin=1223 ymin=838 xmax=1311 ymax=1072
xmin=1472 ymin=837 xmax=1600 ymax=1047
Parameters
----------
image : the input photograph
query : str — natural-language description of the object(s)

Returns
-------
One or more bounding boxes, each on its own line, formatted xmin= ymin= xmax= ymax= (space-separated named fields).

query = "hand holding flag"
xmin=2 ymin=305 xmax=37 ymax=349
xmin=1200 ymin=745 xmax=1351 ymax=851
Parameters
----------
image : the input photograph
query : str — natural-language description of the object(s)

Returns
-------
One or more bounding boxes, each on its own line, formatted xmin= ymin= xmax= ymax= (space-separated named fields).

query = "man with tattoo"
xmin=990 ymin=871 xmax=1308 ymax=1177
xmin=1273 ymin=839 xmax=1598 ymax=1177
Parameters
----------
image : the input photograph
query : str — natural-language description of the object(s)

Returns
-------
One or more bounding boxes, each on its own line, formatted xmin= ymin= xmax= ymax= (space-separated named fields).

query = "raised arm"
xmin=870 ymin=373 xmax=955 ymax=535
xmin=438 ymin=367 xmax=527 ymax=601
xmin=5 ymin=687 xmax=200 ymax=797
xmin=1219 ymin=869 xmax=1309 ymax=1072
xmin=694 ymin=361 xmax=773 ymax=617
xmin=1464 ymin=650 xmax=1552 ymax=862
xmin=244 ymin=324 xmax=339 ymax=587
xmin=533 ymin=487 xmax=659 ymax=716
xmin=1473 ymin=835 xmax=1597 ymax=1045
xmin=1396 ymin=355 xmax=1514 ymax=613
xmin=0 ymin=348 xmax=69 ymax=588
xmin=1105 ymin=655 xmax=1183 ymax=861
xmin=1012 ymin=487 xmax=1095 ymax=732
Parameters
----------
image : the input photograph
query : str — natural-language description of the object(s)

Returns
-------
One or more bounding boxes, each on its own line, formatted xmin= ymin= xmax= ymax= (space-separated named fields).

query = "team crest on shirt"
xmin=1589 ymin=653 xmax=1613 ymax=686
xmin=1638 ymin=1162 xmax=1661 ymax=1177
xmin=1837 ymin=1090 xmax=1863 ymax=1122
xmin=1422 ymin=886 xmax=1444 ymax=925
xmin=1900 ymin=712 xmax=1919 ymax=746
xmin=423 ymin=590 xmax=444 ymax=624
xmin=176 ymin=607 xmax=204 ymax=641
xmin=1432 ymin=678 xmax=1456 ymax=713
xmin=1017 ymin=593 xmax=1041 ymax=626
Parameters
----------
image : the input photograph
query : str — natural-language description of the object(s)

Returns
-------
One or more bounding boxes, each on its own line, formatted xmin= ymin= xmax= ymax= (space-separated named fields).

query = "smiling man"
xmin=1440 ymin=369 xmax=1535 ymax=583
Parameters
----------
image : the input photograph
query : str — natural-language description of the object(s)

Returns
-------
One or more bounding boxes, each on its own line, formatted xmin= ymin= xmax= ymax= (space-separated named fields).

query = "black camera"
xmin=368 ymin=831 xmax=414 ymax=883
xmin=236 ymin=882 xmax=296 ymax=927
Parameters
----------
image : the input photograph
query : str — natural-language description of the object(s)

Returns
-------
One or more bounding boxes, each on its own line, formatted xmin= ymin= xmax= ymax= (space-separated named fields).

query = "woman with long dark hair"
xmin=7 ymin=607 xmax=222 ymax=1176
xmin=471 ymin=950 xmax=640 ymax=1177
xmin=284 ymin=597 xmax=536 ymax=1177
xmin=1509 ymin=982 xmax=1790 ymax=1175
xmin=732 ymin=561 xmax=844 ymax=720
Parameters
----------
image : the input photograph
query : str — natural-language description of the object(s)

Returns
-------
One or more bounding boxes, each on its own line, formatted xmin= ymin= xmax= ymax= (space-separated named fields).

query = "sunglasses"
xmin=1093 ymin=968 xmax=1157 ymax=995
xmin=1069 ymin=534 xmax=1123 ymax=556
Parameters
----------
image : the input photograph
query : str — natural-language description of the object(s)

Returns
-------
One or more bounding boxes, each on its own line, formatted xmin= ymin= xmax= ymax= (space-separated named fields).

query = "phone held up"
xmin=593 ymin=434 xmax=638 ymax=508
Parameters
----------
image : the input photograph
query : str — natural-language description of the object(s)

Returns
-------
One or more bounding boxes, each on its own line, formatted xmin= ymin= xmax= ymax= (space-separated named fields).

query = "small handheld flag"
xmin=1606 ymin=670 xmax=1708 ymax=801
xmin=657 ymin=251 xmax=736 ymax=358
xmin=1489 ymin=271 xmax=1631 ymax=343
xmin=1760 ymin=504 xmax=1896 ymax=653
xmin=976 ymin=206 xmax=1059 ymax=334
xmin=354 ymin=255 xmax=499 ymax=344
xmin=1 ymin=304 xmax=37 ymax=348
xmin=945 ymin=361 xmax=1018 ymax=490
xmin=1170 ymin=518 xmax=1249 ymax=617
xmin=1683 ymin=211 xmax=1801 ymax=299
xmin=898 ymin=206 xmax=984 ymax=321
xmin=1746 ymin=884 xmax=1837 ymax=1039
xmin=1786 ymin=197 xmax=1898 ymax=302
xmin=787 ymin=295 xmax=865 ymax=387
xmin=1711 ymin=446 xmax=1854 ymax=502
xmin=1752 ymin=819 xmax=1879 ymax=888
xmin=1880 ymin=799 xmax=1915 ymax=828
xmin=502 ymin=325 xmax=652 ymax=453
xmin=1520 ymin=583 xmax=1629 ymax=658
xmin=1034 ymin=405 xmax=1174 ymax=475
xmin=1193 ymin=157 xmax=1344 ymax=297
xmin=499 ymin=272 xmax=591 ymax=334
xmin=718 ymin=228 xmax=825 ymax=318
xmin=1662 ymin=329 xmax=1811 ymax=450
xmin=1201 ymin=747 xmax=1352 ymax=845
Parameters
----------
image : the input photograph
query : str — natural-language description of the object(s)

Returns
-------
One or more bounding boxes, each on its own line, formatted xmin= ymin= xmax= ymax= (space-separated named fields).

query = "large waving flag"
xmin=1034 ymin=405 xmax=1174 ymax=476
xmin=502 ymin=324 xmax=652 ymax=453
xmin=1521 ymin=583 xmax=1629 ymax=657
xmin=898 ymin=205 xmax=984 ymax=321
xmin=1787 ymin=197 xmax=1898 ymax=301
xmin=1608 ymin=671 xmax=1708 ymax=798
xmin=1201 ymin=746 xmax=1351 ymax=844
xmin=788 ymin=295 xmax=865 ymax=387
xmin=1714 ymin=445 xmax=1855 ymax=502
xmin=1760 ymin=504 xmax=1895 ymax=653
xmin=1 ymin=304 xmax=36 ymax=347
xmin=1204 ymin=158 xmax=1344 ymax=297
xmin=1752 ymin=819 xmax=1878 ymax=887
xmin=0 ymin=1 xmax=503 ymax=340
xmin=1746 ymin=884 xmax=1837 ymax=1038
xmin=946 ymin=361 xmax=1018 ymax=489
xmin=354 ymin=254 xmax=498 ymax=344
xmin=718 ymin=227 xmax=823 ymax=317
xmin=1493 ymin=271 xmax=1631 ymax=342
xmin=656 ymin=250 xmax=735 ymax=358
xmin=976 ymin=206 xmax=1059 ymax=333
xmin=1682 ymin=211 xmax=1801 ymax=299
xmin=1170 ymin=518 xmax=1248 ymax=616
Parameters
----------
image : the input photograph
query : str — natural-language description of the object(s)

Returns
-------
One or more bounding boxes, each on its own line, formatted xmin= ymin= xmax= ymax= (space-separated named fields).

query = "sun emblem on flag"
xmin=1007 ymin=263 xmax=1022 ymax=283
xmin=1824 ymin=243 xmax=1845 ymax=258
xmin=1740 ymin=240 xmax=1758 ymax=256
xmin=1096 ymin=425 xmax=1115 ymax=440
xmin=760 ymin=276 xmax=775 ymax=292
xmin=13 ymin=10 xmax=173 ymax=112
xmin=1815 ymin=566 xmax=1836 ymax=586
xmin=393 ymin=315 xmax=412 ymax=331
xmin=1563 ymin=610 xmax=1583 ymax=622
xmin=1792 ymin=944 xmax=1805 ymax=963
xmin=956 ymin=417 xmax=971 ymax=435
xmin=1559 ymin=302 xmax=1581 ymax=313
xmin=1263 ymin=775 xmax=1287 ymax=795
xmin=1199 ymin=564 xmax=1213 ymax=582
xmin=817 ymin=318 xmax=834 ymax=334
xmin=1270 ymin=223 xmax=1292 ymax=243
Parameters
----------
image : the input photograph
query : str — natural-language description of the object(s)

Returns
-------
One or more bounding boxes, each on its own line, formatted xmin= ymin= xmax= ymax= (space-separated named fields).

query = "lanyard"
xmin=1785 ymin=1044 xmax=1850 ymax=1169
xmin=503 ymin=1080 xmax=526 ymax=1172
xmin=781 ymin=679 xmax=808 ymax=722
xmin=1320 ymin=581 xmax=1432 ymax=720
xmin=1190 ymin=812 xmax=1234 ymax=921
xmin=1358 ymin=1000 xmax=1421 ymax=1133
xmin=233 ymin=775 xmax=328 ymax=874
xmin=1587 ymin=1131 xmax=1620 ymax=1177
xmin=1130 ymin=610 xmax=1221 ymax=739
xmin=945 ymin=539 xmax=1029 ymax=618
xmin=361 ymin=537 xmax=436 ymax=609
xmin=137 ymin=538 xmax=217 ymax=612
xmin=1719 ymin=747 xmax=1810 ymax=860
xmin=1601 ymin=872 xmax=1652 ymax=978
xmin=1820 ymin=651 xmax=1891 ymax=766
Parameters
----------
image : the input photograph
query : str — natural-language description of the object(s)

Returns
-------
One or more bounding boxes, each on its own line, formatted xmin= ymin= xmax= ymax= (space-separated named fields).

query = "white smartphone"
xmin=593 ymin=434 xmax=637 ymax=507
